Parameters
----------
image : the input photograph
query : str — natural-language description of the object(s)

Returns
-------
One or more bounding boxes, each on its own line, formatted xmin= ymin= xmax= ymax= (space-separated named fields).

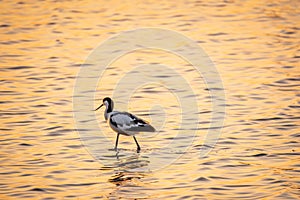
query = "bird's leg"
xmin=114 ymin=133 xmax=120 ymax=151
xmin=133 ymin=136 xmax=141 ymax=153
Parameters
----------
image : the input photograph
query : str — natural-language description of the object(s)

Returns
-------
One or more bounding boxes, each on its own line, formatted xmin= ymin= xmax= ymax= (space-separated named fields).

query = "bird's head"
xmin=95 ymin=97 xmax=113 ymax=111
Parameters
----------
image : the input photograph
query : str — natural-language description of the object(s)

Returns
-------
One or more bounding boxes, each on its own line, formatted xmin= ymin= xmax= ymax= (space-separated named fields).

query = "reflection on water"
xmin=1 ymin=0 xmax=299 ymax=199
xmin=106 ymin=150 xmax=150 ymax=172
xmin=105 ymin=152 xmax=150 ymax=198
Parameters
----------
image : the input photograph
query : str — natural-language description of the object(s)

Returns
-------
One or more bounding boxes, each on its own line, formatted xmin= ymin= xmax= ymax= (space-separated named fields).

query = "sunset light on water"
xmin=0 ymin=0 xmax=299 ymax=199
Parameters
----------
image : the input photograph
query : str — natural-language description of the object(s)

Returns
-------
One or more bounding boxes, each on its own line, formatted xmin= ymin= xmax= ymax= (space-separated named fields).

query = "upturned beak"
xmin=94 ymin=104 xmax=103 ymax=111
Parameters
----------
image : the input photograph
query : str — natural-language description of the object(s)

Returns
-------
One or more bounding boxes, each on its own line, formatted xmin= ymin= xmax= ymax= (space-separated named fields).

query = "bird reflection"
xmin=108 ymin=170 xmax=149 ymax=199
xmin=107 ymin=153 xmax=150 ymax=199
xmin=109 ymin=171 xmax=144 ymax=186
xmin=115 ymin=152 xmax=149 ymax=170
xmin=109 ymin=152 xmax=149 ymax=184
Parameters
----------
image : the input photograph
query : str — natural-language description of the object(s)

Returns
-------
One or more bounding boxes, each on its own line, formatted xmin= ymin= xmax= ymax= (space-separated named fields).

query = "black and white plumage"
xmin=95 ymin=97 xmax=155 ymax=152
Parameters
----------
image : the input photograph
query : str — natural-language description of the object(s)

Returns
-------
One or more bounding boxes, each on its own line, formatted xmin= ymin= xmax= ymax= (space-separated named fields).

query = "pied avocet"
xmin=95 ymin=97 xmax=155 ymax=152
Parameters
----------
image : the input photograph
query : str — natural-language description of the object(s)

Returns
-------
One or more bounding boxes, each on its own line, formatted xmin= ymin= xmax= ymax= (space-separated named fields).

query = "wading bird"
xmin=95 ymin=97 xmax=155 ymax=152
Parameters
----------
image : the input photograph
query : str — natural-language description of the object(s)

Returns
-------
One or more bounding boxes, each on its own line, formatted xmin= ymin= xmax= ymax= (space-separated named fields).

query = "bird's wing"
xmin=110 ymin=112 xmax=155 ymax=132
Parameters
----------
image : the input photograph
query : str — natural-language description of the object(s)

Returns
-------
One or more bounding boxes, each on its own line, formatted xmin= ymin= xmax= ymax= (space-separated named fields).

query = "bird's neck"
xmin=104 ymin=104 xmax=113 ymax=120
xmin=107 ymin=103 xmax=113 ymax=113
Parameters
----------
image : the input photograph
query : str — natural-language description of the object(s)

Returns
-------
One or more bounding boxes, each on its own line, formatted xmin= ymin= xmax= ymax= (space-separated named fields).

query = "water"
xmin=1 ymin=0 xmax=299 ymax=199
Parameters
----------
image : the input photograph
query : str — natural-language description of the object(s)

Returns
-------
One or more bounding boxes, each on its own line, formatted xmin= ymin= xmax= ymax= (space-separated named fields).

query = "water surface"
xmin=0 ymin=0 xmax=299 ymax=199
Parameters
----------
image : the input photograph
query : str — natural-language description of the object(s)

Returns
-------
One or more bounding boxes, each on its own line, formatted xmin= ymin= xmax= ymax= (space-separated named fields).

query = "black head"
xmin=94 ymin=97 xmax=114 ymax=112
xmin=103 ymin=97 xmax=112 ymax=104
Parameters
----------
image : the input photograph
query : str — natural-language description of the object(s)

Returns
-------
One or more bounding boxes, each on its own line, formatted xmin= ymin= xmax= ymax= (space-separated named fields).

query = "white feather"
xmin=108 ymin=111 xmax=155 ymax=136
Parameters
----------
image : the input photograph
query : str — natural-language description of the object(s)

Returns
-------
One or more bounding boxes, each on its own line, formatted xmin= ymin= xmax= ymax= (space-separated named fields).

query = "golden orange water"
xmin=0 ymin=0 xmax=299 ymax=199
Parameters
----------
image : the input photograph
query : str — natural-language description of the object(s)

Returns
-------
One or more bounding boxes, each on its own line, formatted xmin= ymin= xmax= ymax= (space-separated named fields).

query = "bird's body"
xmin=108 ymin=111 xmax=155 ymax=136
xmin=95 ymin=97 xmax=155 ymax=152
